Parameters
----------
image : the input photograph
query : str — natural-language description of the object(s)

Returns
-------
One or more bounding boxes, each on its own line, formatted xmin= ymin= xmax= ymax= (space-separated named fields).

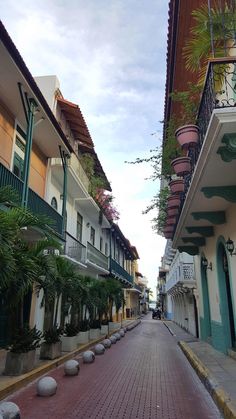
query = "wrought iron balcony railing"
xmin=110 ymin=258 xmax=133 ymax=284
xmin=0 ymin=162 xmax=63 ymax=235
xmin=175 ymin=58 xmax=236 ymax=229
xmin=87 ymin=242 xmax=109 ymax=271
xmin=65 ymin=232 xmax=86 ymax=264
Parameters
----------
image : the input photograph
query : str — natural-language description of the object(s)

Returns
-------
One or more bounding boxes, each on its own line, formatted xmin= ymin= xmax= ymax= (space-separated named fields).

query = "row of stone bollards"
xmin=0 ymin=320 xmax=141 ymax=418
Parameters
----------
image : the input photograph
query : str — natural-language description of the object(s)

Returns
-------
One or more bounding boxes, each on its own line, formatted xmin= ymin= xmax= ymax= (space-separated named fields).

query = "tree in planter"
xmin=183 ymin=3 xmax=236 ymax=84
xmin=104 ymin=279 xmax=124 ymax=322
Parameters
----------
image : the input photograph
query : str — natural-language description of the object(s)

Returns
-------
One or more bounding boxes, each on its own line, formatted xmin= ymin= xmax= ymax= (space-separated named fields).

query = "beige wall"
xmin=0 ymin=100 xmax=14 ymax=168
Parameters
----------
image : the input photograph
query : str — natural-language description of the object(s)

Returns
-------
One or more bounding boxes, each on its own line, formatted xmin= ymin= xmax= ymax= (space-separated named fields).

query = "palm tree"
xmin=183 ymin=3 xmax=236 ymax=83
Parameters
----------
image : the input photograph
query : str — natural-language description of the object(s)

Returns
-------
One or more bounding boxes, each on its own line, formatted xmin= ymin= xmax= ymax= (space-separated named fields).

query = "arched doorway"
xmin=217 ymin=243 xmax=236 ymax=350
xmin=200 ymin=256 xmax=211 ymax=341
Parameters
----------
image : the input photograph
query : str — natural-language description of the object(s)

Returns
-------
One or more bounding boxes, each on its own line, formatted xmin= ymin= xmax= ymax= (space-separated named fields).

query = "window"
xmin=100 ymin=237 xmax=103 ymax=252
xmin=13 ymin=136 xmax=25 ymax=180
xmin=105 ymin=242 xmax=108 ymax=256
xmin=76 ymin=212 xmax=83 ymax=242
xmin=90 ymin=226 xmax=95 ymax=246
xmin=51 ymin=197 xmax=58 ymax=211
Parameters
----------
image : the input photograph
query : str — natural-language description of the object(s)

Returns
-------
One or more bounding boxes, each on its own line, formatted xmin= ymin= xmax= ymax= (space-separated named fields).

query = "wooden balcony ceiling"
xmin=57 ymin=97 xmax=94 ymax=147
xmin=173 ymin=108 xmax=236 ymax=251
xmin=0 ymin=22 xmax=72 ymax=158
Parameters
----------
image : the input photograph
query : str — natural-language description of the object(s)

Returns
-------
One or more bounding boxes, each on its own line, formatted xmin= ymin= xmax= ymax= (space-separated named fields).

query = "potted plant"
xmin=167 ymin=207 xmax=179 ymax=217
xmin=175 ymin=125 xmax=199 ymax=149
xmin=171 ymin=156 xmax=191 ymax=176
xmin=4 ymin=325 xmax=42 ymax=376
xmin=166 ymin=216 xmax=177 ymax=226
xmin=169 ymin=178 xmax=184 ymax=194
xmin=61 ymin=323 xmax=79 ymax=352
xmin=40 ymin=326 xmax=63 ymax=360
xmin=167 ymin=195 xmax=181 ymax=209
xmin=77 ymin=320 xmax=90 ymax=344
xmin=89 ymin=319 xmax=101 ymax=340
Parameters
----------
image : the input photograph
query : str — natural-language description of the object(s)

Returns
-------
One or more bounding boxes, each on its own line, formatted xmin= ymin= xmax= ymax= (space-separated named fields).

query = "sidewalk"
xmin=0 ymin=319 xmax=137 ymax=401
xmin=164 ymin=320 xmax=236 ymax=419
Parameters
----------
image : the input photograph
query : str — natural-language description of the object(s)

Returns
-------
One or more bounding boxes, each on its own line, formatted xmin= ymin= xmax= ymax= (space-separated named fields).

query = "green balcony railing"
xmin=110 ymin=258 xmax=133 ymax=284
xmin=87 ymin=242 xmax=109 ymax=271
xmin=0 ymin=162 xmax=63 ymax=235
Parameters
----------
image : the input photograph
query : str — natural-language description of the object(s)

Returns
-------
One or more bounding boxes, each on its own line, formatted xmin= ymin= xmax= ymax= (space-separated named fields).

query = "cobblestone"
xmin=6 ymin=316 xmax=222 ymax=418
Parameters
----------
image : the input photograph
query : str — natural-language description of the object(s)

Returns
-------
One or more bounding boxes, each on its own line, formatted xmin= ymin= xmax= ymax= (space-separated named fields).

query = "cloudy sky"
xmin=1 ymin=0 xmax=168 ymax=295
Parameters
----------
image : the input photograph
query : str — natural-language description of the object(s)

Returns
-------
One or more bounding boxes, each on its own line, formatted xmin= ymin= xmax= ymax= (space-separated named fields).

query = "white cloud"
xmin=0 ymin=0 xmax=169 ymax=294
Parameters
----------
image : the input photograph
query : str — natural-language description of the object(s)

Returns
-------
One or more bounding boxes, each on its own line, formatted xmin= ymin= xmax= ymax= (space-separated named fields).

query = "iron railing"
xmin=65 ymin=232 xmax=86 ymax=264
xmin=176 ymin=58 xmax=236 ymax=229
xmin=110 ymin=258 xmax=133 ymax=284
xmin=0 ymin=162 xmax=63 ymax=235
xmin=87 ymin=242 xmax=109 ymax=270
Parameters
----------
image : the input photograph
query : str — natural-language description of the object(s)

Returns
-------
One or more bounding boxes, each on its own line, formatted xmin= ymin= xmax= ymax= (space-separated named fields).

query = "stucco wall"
xmin=0 ymin=100 xmax=14 ymax=168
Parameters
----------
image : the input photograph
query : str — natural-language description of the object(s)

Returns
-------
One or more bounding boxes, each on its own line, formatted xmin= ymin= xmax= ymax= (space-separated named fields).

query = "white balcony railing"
xmin=64 ymin=232 xmax=86 ymax=265
xmin=165 ymin=262 xmax=195 ymax=293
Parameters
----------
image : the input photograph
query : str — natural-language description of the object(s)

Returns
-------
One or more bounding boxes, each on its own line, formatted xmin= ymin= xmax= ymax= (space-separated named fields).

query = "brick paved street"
xmin=7 ymin=316 xmax=222 ymax=419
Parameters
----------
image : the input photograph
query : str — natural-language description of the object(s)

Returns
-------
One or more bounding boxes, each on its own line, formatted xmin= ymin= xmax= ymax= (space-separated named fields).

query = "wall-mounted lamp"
xmin=226 ymin=238 xmax=236 ymax=256
xmin=202 ymin=256 xmax=212 ymax=271
xmin=86 ymin=222 xmax=90 ymax=228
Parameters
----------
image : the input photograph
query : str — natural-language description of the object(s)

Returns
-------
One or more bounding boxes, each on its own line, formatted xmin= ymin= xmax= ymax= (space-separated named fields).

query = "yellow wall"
xmin=0 ymin=100 xmax=14 ymax=168
xmin=29 ymin=144 xmax=47 ymax=198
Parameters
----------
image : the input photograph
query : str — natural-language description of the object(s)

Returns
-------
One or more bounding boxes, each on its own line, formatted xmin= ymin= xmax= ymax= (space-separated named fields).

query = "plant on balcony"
xmin=95 ymin=189 xmax=120 ymax=221
xmin=183 ymin=3 xmax=236 ymax=84
xmin=80 ymin=153 xmax=106 ymax=196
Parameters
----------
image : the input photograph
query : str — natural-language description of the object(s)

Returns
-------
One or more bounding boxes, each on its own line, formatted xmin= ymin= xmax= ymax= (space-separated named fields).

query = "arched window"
xmin=51 ymin=197 xmax=58 ymax=211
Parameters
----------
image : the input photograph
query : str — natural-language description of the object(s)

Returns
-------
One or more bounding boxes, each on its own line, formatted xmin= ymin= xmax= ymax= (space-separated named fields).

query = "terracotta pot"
xmin=166 ymin=216 xmax=177 ymax=226
xmin=163 ymin=226 xmax=174 ymax=234
xmin=175 ymin=124 xmax=199 ymax=148
xmin=169 ymin=179 xmax=184 ymax=194
xmin=167 ymin=207 xmax=179 ymax=217
xmin=171 ymin=157 xmax=191 ymax=176
xmin=164 ymin=232 xmax=173 ymax=239
xmin=167 ymin=195 xmax=181 ymax=209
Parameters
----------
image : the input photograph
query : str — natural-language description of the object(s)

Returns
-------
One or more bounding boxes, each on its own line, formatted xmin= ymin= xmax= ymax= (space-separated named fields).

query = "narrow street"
xmin=7 ymin=315 xmax=221 ymax=419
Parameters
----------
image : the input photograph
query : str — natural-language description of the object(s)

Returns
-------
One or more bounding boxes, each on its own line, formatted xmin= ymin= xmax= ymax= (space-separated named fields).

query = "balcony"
xmin=87 ymin=242 xmax=109 ymax=272
xmin=110 ymin=258 xmax=133 ymax=286
xmin=64 ymin=232 xmax=86 ymax=266
xmin=172 ymin=58 xmax=236 ymax=253
xmin=165 ymin=262 xmax=196 ymax=295
xmin=51 ymin=154 xmax=90 ymax=198
xmin=0 ymin=162 xmax=63 ymax=235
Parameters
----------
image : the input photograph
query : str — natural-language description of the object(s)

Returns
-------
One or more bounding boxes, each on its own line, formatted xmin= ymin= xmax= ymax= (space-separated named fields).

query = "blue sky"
xmin=1 ymin=0 xmax=168 ymax=295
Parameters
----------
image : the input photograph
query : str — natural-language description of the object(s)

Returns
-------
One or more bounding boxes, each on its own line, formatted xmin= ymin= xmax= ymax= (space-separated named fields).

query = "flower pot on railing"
xmin=166 ymin=216 xmax=177 ymax=226
xmin=175 ymin=124 xmax=199 ymax=148
xmin=171 ymin=157 xmax=191 ymax=176
xmin=167 ymin=195 xmax=181 ymax=209
xmin=163 ymin=226 xmax=174 ymax=234
xmin=164 ymin=232 xmax=173 ymax=239
xmin=169 ymin=179 xmax=184 ymax=194
xmin=167 ymin=207 xmax=179 ymax=217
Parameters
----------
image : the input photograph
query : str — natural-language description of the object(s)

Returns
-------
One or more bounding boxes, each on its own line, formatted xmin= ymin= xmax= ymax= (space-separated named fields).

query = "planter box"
xmin=40 ymin=341 xmax=62 ymax=360
xmin=61 ymin=335 xmax=78 ymax=352
xmin=171 ymin=157 xmax=191 ymax=176
xmin=108 ymin=322 xmax=121 ymax=331
xmin=77 ymin=330 xmax=89 ymax=345
xmin=101 ymin=325 xmax=109 ymax=335
xmin=169 ymin=179 xmax=184 ymax=194
xmin=175 ymin=124 xmax=199 ymax=148
xmin=4 ymin=349 xmax=36 ymax=376
xmin=89 ymin=328 xmax=100 ymax=340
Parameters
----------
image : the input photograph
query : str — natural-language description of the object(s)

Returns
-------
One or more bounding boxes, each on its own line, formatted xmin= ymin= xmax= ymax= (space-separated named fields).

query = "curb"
xmin=0 ymin=320 xmax=139 ymax=401
xmin=179 ymin=341 xmax=236 ymax=419
xmin=163 ymin=321 xmax=176 ymax=336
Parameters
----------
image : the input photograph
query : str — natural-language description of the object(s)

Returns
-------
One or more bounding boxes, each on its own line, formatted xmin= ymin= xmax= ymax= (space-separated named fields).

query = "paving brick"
xmin=5 ymin=316 xmax=222 ymax=418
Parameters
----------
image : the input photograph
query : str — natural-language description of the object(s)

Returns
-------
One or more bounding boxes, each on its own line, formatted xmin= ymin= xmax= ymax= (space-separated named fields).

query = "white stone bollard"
xmin=102 ymin=339 xmax=112 ymax=348
xmin=0 ymin=402 xmax=20 ymax=418
xmin=119 ymin=329 xmax=125 ymax=337
xmin=110 ymin=335 xmax=117 ymax=344
xmin=83 ymin=350 xmax=95 ymax=363
xmin=64 ymin=359 xmax=80 ymax=376
xmin=114 ymin=332 xmax=121 ymax=340
xmin=94 ymin=343 xmax=105 ymax=355
xmin=37 ymin=376 xmax=57 ymax=397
